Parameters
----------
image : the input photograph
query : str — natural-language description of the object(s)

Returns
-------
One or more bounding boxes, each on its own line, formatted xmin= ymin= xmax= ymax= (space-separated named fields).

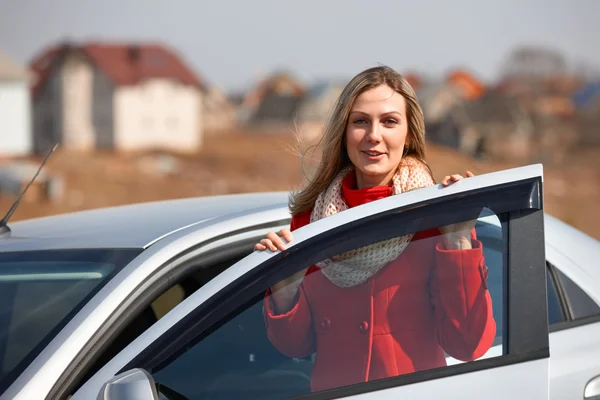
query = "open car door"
xmin=74 ymin=164 xmax=549 ymax=400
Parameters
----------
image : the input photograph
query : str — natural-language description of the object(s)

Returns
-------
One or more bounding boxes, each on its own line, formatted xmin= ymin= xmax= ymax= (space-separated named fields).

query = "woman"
xmin=255 ymin=66 xmax=495 ymax=393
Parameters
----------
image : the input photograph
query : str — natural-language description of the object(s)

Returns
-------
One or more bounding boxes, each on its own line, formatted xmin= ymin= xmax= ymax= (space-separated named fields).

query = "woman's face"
xmin=345 ymin=84 xmax=409 ymax=189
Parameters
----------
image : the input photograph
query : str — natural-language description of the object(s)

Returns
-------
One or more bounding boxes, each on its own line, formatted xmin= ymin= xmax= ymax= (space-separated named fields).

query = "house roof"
xmin=30 ymin=41 xmax=203 ymax=95
xmin=0 ymin=50 xmax=29 ymax=81
xmin=242 ymin=71 xmax=305 ymax=109
xmin=403 ymin=73 xmax=423 ymax=91
xmin=446 ymin=69 xmax=486 ymax=100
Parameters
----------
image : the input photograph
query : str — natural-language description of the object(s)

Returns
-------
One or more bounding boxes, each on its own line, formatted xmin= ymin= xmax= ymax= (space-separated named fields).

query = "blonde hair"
xmin=289 ymin=65 xmax=433 ymax=216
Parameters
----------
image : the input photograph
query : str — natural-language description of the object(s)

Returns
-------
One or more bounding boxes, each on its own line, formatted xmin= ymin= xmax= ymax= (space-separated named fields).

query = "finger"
xmin=279 ymin=228 xmax=293 ymax=243
xmin=254 ymin=243 xmax=266 ymax=251
xmin=466 ymin=171 xmax=475 ymax=178
xmin=261 ymin=238 xmax=278 ymax=252
xmin=266 ymin=232 xmax=286 ymax=251
xmin=442 ymin=174 xmax=463 ymax=186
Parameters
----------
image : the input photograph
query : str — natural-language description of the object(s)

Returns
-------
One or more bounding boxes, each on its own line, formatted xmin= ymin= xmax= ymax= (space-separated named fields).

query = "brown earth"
xmin=1 ymin=131 xmax=599 ymax=240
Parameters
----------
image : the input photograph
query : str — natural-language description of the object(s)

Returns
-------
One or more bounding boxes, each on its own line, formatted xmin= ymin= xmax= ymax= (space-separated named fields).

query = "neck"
xmin=354 ymin=169 xmax=395 ymax=190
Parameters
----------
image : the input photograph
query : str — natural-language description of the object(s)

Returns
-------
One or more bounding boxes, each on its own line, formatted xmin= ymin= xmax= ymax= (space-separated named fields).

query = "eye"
xmin=383 ymin=118 xmax=398 ymax=126
xmin=353 ymin=118 xmax=368 ymax=125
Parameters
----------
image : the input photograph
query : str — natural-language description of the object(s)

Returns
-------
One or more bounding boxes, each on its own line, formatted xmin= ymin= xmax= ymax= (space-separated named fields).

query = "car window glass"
xmin=553 ymin=266 xmax=600 ymax=320
xmin=546 ymin=268 xmax=566 ymax=324
xmin=147 ymin=210 xmax=504 ymax=399
xmin=75 ymin=252 xmax=251 ymax=393
xmin=474 ymin=213 xmax=503 ymax=347
xmin=474 ymin=219 xmax=566 ymax=327
xmin=0 ymin=249 xmax=139 ymax=395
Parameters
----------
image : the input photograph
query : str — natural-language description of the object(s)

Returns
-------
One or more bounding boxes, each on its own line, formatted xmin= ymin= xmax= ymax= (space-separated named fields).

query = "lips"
xmin=362 ymin=150 xmax=385 ymax=156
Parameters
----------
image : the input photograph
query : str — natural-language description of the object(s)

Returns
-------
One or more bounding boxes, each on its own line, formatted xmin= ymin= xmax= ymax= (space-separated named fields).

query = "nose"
xmin=365 ymin=122 xmax=381 ymax=143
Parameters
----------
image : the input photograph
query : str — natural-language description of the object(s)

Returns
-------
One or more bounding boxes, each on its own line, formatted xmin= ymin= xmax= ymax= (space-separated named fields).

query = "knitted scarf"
xmin=310 ymin=157 xmax=435 ymax=288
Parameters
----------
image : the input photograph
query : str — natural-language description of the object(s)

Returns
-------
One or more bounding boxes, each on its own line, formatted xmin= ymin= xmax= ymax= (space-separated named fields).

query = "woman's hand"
xmin=440 ymin=171 xmax=477 ymax=249
xmin=255 ymin=228 xmax=294 ymax=252
xmin=441 ymin=170 xmax=475 ymax=186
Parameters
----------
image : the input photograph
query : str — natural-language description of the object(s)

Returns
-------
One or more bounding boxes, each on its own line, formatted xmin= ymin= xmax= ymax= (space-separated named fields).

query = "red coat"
xmin=263 ymin=173 xmax=496 ymax=393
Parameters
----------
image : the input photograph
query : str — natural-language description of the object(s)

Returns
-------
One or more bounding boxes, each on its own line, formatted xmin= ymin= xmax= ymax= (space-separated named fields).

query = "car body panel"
xmin=548 ymin=322 xmax=600 ymax=400
xmin=1 ymin=192 xmax=289 ymax=252
xmin=342 ymin=359 xmax=549 ymax=399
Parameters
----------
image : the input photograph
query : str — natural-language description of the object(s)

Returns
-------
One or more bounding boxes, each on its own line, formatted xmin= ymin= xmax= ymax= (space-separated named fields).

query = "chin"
xmin=358 ymin=165 xmax=392 ymax=177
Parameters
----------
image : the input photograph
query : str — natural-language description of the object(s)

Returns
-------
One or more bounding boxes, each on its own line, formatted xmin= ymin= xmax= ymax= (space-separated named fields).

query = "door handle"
xmin=585 ymin=375 xmax=600 ymax=399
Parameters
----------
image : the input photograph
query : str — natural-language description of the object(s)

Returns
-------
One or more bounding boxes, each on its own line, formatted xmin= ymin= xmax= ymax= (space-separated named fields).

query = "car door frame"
xmin=72 ymin=164 xmax=550 ymax=400
xmin=2 ymin=205 xmax=292 ymax=400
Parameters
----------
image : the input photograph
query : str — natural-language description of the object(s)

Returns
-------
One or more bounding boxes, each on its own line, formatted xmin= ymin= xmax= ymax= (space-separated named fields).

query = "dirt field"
xmin=1 ymin=131 xmax=599 ymax=240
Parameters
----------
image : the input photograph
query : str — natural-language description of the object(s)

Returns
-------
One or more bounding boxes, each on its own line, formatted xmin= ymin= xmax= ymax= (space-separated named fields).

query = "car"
xmin=0 ymin=164 xmax=599 ymax=400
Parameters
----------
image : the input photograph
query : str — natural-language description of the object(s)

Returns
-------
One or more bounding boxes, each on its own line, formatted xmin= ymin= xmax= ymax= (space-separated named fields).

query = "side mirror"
xmin=97 ymin=368 xmax=159 ymax=400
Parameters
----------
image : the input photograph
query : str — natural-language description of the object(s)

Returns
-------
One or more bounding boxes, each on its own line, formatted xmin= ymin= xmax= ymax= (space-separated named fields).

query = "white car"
xmin=0 ymin=164 xmax=599 ymax=400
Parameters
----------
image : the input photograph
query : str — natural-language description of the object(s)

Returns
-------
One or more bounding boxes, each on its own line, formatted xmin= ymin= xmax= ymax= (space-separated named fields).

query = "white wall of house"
xmin=0 ymin=80 xmax=32 ymax=157
xmin=61 ymin=54 xmax=95 ymax=151
xmin=203 ymin=87 xmax=235 ymax=133
xmin=113 ymin=78 xmax=202 ymax=152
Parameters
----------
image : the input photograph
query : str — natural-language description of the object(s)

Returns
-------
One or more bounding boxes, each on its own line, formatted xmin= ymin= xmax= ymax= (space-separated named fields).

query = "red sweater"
xmin=263 ymin=172 xmax=496 ymax=393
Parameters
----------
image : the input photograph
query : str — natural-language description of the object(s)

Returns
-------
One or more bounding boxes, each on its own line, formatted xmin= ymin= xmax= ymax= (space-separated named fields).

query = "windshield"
xmin=0 ymin=248 xmax=141 ymax=394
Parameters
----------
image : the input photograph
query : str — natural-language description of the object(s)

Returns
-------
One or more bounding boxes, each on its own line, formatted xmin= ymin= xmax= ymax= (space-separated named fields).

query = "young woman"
xmin=255 ymin=66 xmax=495 ymax=393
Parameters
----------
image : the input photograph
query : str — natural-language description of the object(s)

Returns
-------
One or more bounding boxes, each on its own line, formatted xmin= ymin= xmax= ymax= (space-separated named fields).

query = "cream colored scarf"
xmin=310 ymin=157 xmax=435 ymax=288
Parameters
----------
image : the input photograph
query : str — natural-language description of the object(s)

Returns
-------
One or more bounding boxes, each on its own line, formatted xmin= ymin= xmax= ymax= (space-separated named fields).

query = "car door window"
xmin=147 ymin=210 xmax=503 ymax=399
xmin=75 ymin=252 xmax=251 ymax=390
xmin=474 ymin=217 xmax=567 ymax=327
xmin=74 ymin=167 xmax=549 ymax=400
xmin=546 ymin=267 xmax=567 ymax=325
xmin=552 ymin=264 xmax=600 ymax=320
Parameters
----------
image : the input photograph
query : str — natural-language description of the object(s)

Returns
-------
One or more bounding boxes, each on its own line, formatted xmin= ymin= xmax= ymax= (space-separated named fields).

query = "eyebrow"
xmin=350 ymin=110 xmax=404 ymax=117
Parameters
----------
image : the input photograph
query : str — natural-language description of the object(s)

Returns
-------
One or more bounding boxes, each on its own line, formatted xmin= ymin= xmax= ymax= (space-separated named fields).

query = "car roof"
xmin=0 ymin=192 xmax=290 ymax=252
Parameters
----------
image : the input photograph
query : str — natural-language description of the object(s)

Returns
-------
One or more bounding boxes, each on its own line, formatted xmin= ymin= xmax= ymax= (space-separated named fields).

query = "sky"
xmin=0 ymin=0 xmax=598 ymax=92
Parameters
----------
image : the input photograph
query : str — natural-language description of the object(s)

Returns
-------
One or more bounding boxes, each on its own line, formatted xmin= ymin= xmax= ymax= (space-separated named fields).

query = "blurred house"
xmin=0 ymin=50 xmax=32 ymax=158
xmin=237 ymin=71 xmax=306 ymax=131
xmin=449 ymin=91 xmax=535 ymax=162
xmin=403 ymin=72 xmax=424 ymax=92
xmin=447 ymin=70 xmax=485 ymax=100
xmin=29 ymin=41 xmax=204 ymax=154
xmin=295 ymin=80 xmax=346 ymax=142
xmin=419 ymin=69 xmax=486 ymax=147
xmin=0 ymin=161 xmax=64 ymax=203
xmin=572 ymin=81 xmax=600 ymax=147
xmin=201 ymin=86 xmax=237 ymax=134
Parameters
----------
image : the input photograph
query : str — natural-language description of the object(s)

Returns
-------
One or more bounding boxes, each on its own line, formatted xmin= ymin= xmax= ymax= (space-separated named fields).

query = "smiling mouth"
xmin=363 ymin=151 xmax=385 ymax=157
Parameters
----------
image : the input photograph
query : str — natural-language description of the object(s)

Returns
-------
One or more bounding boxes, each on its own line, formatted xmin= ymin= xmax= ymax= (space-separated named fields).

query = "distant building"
xmin=202 ymin=86 xmax=237 ymax=134
xmin=237 ymin=71 xmax=306 ymax=131
xmin=0 ymin=50 xmax=32 ymax=158
xmin=295 ymin=80 xmax=347 ymax=143
xmin=29 ymin=41 xmax=204 ymax=154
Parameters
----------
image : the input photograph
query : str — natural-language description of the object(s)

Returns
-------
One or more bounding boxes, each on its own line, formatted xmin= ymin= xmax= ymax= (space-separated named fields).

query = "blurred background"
xmin=0 ymin=0 xmax=598 ymax=239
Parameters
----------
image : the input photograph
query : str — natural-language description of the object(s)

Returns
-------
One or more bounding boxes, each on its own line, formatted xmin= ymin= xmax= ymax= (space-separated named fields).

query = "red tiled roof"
xmin=446 ymin=69 xmax=486 ymax=100
xmin=30 ymin=41 xmax=203 ymax=96
xmin=402 ymin=73 xmax=423 ymax=91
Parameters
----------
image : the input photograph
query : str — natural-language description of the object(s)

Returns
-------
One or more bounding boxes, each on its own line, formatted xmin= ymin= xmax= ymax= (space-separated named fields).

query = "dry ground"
xmin=1 ymin=130 xmax=599 ymax=240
